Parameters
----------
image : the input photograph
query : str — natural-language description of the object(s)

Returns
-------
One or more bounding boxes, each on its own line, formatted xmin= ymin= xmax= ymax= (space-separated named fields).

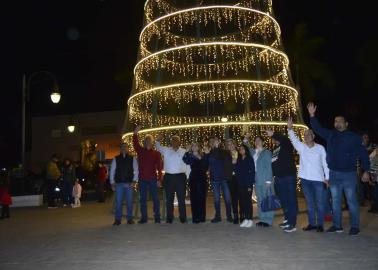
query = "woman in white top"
xmin=287 ymin=117 xmax=329 ymax=232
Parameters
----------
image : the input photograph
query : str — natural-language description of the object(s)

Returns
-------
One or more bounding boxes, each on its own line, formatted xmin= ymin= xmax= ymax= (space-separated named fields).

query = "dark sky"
xmin=2 ymin=0 xmax=377 ymax=167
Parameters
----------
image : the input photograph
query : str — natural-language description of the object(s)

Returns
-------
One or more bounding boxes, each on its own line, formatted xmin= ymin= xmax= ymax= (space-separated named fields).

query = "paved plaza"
xmin=0 ymin=197 xmax=377 ymax=270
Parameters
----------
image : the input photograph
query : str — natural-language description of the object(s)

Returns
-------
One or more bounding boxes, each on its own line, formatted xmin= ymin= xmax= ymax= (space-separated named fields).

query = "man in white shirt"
xmin=287 ymin=117 xmax=329 ymax=232
xmin=156 ymin=134 xmax=189 ymax=223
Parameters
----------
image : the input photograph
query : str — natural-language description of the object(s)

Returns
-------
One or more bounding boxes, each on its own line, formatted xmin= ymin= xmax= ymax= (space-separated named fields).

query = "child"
xmin=72 ymin=179 xmax=82 ymax=208
xmin=0 ymin=173 xmax=12 ymax=219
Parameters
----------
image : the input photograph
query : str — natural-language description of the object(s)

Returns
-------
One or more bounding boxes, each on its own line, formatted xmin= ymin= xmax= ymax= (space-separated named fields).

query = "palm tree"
xmin=284 ymin=23 xmax=334 ymax=103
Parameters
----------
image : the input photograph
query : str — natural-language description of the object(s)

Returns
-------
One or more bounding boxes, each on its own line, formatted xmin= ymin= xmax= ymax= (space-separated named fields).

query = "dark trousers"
xmin=189 ymin=176 xmax=207 ymax=223
xmin=164 ymin=173 xmax=187 ymax=221
xmin=47 ymin=179 xmax=57 ymax=207
xmin=227 ymin=176 xmax=241 ymax=220
xmin=62 ymin=180 xmax=73 ymax=205
xmin=358 ymin=179 xmax=369 ymax=204
xmin=275 ymin=175 xmax=298 ymax=226
xmin=372 ymin=184 xmax=378 ymax=210
xmin=238 ymin=186 xmax=253 ymax=220
xmin=1 ymin=205 xmax=10 ymax=218
xmin=97 ymin=181 xmax=106 ymax=202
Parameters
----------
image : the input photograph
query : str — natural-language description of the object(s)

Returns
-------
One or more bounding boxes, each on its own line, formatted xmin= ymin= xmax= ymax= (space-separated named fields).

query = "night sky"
xmin=2 ymin=0 xmax=377 ymax=167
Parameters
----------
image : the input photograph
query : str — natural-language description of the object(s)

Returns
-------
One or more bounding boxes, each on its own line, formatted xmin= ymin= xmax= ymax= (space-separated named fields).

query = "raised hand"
xmin=287 ymin=117 xmax=294 ymax=130
xmin=244 ymin=132 xmax=251 ymax=140
xmin=155 ymin=134 xmax=164 ymax=142
xmin=265 ymin=130 xmax=274 ymax=137
xmin=186 ymin=144 xmax=192 ymax=152
xmin=134 ymin=125 xmax=142 ymax=134
xmin=307 ymin=102 xmax=317 ymax=117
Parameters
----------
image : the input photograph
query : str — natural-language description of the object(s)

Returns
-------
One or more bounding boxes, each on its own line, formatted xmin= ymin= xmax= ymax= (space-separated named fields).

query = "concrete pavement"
xmin=0 ymin=197 xmax=377 ymax=270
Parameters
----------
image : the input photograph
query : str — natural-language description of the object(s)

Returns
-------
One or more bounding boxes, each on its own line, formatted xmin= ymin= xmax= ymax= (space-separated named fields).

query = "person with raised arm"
xmin=182 ymin=142 xmax=208 ymax=223
xmin=307 ymin=102 xmax=370 ymax=236
xmin=287 ymin=117 xmax=329 ymax=232
xmin=133 ymin=126 xmax=163 ymax=224
xmin=203 ymin=137 xmax=233 ymax=223
xmin=155 ymin=134 xmax=189 ymax=224
xmin=243 ymin=133 xmax=275 ymax=227
xmin=266 ymin=129 xmax=298 ymax=232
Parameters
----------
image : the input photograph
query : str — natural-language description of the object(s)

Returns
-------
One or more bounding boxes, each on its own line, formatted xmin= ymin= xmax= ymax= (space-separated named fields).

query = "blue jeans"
xmin=139 ymin=179 xmax=160 ymax=221
xmin=115 ymin=183 xmax=134 ymax=221
xmin=323 ymin=187 xmax=332 ymax=216
xmin=211 ymin=180 xmax=231 ymax=219
xmin=275 ymin=175 xmax=298 ymax=226
xmin=301 ymin=179 xmax=325 ymax=226
xmin=329 ymin=170 xmax=359 ymax=229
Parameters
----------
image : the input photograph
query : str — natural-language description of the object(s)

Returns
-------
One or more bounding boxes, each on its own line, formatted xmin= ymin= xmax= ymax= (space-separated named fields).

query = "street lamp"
xmin=50 ymin=92 xmax=61 ymax=104
xmin=22 ymin=71 xmax=61 ymax=171
xmin=67 ymin=125 xmax=75 ymax=133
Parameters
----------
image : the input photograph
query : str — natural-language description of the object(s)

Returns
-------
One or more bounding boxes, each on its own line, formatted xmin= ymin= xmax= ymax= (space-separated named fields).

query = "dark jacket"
xmin=310 ymin=117 xmax=370 ymax=172
xmin=114 ymin=154 xmax=134 ymax=183
xmin=234 ymin=155 xmax=255 ymax=187
xmin=271 ymin=132 xmax=297 ymax=177
xmin=62 ymin=165 xmax=76 ymax=184
xmin=205 ymin=148 xmax=230 ymax=182
xmin=182 ymin=152 xmax=208 ymax=183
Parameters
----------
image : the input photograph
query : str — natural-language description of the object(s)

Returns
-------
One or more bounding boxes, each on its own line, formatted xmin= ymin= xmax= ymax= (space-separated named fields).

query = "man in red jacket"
xmin=133 ymin=126 xmax=163 ymax=223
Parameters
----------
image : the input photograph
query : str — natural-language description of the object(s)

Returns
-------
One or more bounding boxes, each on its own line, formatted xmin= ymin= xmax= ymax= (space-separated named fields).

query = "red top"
xmin=0 ymin=186 xmax=12 ymax=205
xmin=97 ymin=166 xmax=107 ymax=182
xmin=133 ymin=134 xmax=162 ymax=182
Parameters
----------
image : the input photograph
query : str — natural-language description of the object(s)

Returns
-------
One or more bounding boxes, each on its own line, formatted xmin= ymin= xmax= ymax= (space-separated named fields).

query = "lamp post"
xmin=21 ymin=71 xmax=61 ymax=171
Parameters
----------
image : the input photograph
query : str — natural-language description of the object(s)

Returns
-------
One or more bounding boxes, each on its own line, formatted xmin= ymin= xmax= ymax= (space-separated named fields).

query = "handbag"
xmin=261 ymin=185 xmax=281 ymax=212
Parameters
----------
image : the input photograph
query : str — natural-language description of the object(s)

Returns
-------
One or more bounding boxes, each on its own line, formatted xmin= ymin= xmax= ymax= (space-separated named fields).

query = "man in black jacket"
xmin=110 ymin=143 xmax=138 ymax=225
xmin=266 ymin=130 xmax=298 ymax=232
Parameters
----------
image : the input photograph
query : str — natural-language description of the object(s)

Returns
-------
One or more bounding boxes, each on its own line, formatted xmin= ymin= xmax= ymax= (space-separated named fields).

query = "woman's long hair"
xmin=238 ymin=144 xmax=251 ymax=161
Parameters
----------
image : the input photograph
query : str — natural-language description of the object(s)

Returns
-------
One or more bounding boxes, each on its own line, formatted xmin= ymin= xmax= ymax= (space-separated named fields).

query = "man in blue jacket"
xmin=204 ymin=137 xmax=232 ymax=223
xmin=307 ymin=102 xmax=370 ymax=236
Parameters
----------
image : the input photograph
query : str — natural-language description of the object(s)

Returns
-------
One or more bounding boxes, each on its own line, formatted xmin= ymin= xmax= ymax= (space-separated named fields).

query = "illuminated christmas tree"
xmin=122 ymin=0 xmax=307 ymax=146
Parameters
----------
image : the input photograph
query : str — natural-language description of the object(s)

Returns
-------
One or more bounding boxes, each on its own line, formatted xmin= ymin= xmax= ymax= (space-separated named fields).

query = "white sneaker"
xmin=240 ymin=219 xmax=248 ymax=228
xmin=245 ymin=220 xmax=253 ymax=228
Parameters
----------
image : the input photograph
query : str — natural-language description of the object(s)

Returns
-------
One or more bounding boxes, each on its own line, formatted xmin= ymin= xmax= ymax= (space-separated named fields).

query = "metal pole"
xmin=21 ymin=74 xmax=26 ymax=171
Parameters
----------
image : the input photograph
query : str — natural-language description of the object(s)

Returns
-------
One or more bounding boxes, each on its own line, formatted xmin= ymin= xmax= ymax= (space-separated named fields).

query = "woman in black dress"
xmin=183 ymin=142 xmax=208 ymax=223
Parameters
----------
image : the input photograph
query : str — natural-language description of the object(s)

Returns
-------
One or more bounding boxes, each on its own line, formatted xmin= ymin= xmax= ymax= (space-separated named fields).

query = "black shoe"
xmin=326 ymin=226 xmax=343 ymax=233
xmin=154 ymin=218 xmax=161 ymax=224
xmin=166 ymin=219 xmax=173 ymax=224
xmin=302 ymin=224 xmax=318 ymax=231
xmin=283 ymin=225 xmax=297 ymax=233
xmin=233 ymin=218 xmax=239 ymax=224
xmin=138 ymin=219 xmax=147 ymax=224
xmin=113 ymin=220 xmax=121 ymax=226
xmin=279 ymin=221 xmax=289 ymax=229
xmin=227 ymin=217 xmax=233 ymax=223
xmin=211 ymin=217 xmax=221 ymax=223
xmin=256 ymin=222 xmax=270 ymax=227
xmin=127 ymin=219 xmax=135 ymax=225
xmin=192 ymin=220 xmax=200 ymax=224
xmin=200 ymin=219 xmax=206 ymax=223
xmin=349 ymin=227 xmax=360 ymax=236
xmin=317 ymin=226 xmax=324 ymax=232
xmin=180 ymin=218 xmax=187 ymax=224
xmin=368 ymin=208 xmax=378 ymax=213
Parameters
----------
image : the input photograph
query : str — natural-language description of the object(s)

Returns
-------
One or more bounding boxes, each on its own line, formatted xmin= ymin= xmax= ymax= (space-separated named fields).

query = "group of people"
xmin=110 ymin=102 xmax=374 ymax=236
xmin=45 ymin=156 xmax=82 ymax=209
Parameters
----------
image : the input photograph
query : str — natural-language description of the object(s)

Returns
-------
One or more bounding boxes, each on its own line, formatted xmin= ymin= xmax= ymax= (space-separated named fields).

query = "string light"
xmin=124 ymin=0 xmax=307 ymax=155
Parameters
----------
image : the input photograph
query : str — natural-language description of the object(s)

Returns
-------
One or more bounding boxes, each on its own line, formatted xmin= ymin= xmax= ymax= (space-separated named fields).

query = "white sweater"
xmin=288 ymin=129 xmax=329 ymax=182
